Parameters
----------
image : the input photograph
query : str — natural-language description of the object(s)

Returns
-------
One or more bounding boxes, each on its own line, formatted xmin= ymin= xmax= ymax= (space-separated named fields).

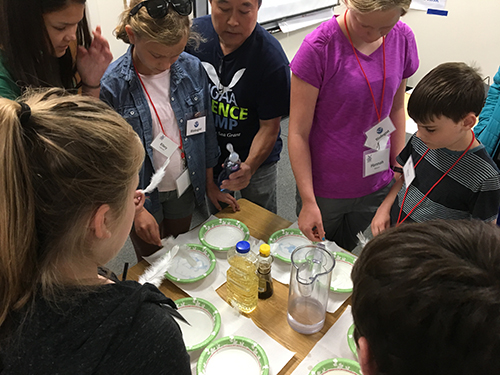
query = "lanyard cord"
xmin=344 ymin=10 xmax=386 ymax=123
xmin=396 ymin=130 xmax=476 ymax=225
xmin=133 ymin=59 xmax=185 ymax=159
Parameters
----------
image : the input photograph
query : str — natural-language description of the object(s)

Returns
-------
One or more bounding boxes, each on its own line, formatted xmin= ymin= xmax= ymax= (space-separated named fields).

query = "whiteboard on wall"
xmin=257 ymin=0 xmax=339 ymax=24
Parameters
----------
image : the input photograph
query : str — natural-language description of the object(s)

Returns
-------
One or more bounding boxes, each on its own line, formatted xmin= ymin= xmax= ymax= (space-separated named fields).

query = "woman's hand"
xmin=298 ymin=201 xmax=325 ymax=242
xmin=77 ymin=26 xmax=113 ymax=92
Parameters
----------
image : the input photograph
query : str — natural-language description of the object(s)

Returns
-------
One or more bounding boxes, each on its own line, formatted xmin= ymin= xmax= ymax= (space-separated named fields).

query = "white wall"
xmin=87 ymin=0 xmax=500 ymax=86
xmin=403 ymin=0 xmax=500 ymax=85
xmin=87 ymin=0 xmax=129 ymax=62
xmin=276 ymin=1 xmax=500 ymax=86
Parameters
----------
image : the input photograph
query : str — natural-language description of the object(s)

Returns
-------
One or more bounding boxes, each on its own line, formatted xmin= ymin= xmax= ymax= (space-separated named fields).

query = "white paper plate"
xmin=268 ymin=228 xmax=312 ymax=263
xmin=165 ymin=244 xmax=216 ymax=283
xmin=174 ymin=297 xmax=221 ymax=352
xmin=197 ymin=336 xmax=269 ymax=375
xmin=199 ymin=218 xmax=250 ymax=251
xmin=347 ymin=324 xmax=358 ymax=359
xmin=309 ymin=358 xmax=362 ymax=375
xmin=330 ymin=252 xmax=356 ymax=293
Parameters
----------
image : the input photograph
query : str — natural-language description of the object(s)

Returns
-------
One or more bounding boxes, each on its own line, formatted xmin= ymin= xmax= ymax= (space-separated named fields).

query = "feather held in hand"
xmin=139 ymin=245 xmax=179 ymax=287
xmin=142 ymin=158 xmax=170 ymax=194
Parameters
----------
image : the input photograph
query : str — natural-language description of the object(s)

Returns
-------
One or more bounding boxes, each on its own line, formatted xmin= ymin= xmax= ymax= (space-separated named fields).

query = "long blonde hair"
xmin=0 ymin=88 xmax=144 ymax=330
xmin=115 ymin=0 xmax=197 ymax=47
xmin=345 ymin=0 xmax=412 ymax=15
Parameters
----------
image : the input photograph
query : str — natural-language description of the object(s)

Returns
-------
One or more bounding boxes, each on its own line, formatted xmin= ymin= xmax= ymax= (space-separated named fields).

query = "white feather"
xmin=139 ymin=245 xmax=179 ymax=287
xmin=356 ymin=231 xmax=369 ymax=249
xmin=142 ymin=158 xmax=170 ymax=194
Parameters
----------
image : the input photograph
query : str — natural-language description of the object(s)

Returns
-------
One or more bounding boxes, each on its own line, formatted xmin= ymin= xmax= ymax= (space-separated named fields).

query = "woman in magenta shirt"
xmin=289 ymin=0 xmax=419 ymax=250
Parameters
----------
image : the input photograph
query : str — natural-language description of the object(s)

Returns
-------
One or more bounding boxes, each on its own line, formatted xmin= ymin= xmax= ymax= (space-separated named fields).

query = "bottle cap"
xmin=236 ymin=240 xmax=250 ymax=254
xmin=226 ymin=143 xmax=239 ymax=163
xmin=259 ymin=244 xmax=271 ymax=256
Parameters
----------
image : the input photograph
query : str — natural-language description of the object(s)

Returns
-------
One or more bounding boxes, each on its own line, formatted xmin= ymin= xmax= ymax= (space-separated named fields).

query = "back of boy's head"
xmin=351 ymin=220 xmax=500 ymax=375
xmin=408 ymin=62 xmax=485 ymax=124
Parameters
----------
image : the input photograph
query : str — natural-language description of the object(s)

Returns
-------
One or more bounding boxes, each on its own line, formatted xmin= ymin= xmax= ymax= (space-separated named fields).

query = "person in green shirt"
xmin=0 ymin=0 xmax=112 ymax=99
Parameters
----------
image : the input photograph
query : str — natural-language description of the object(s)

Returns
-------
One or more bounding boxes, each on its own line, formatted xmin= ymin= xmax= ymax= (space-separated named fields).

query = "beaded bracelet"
xmin=81 ymin=81 xmax=101 ymax=89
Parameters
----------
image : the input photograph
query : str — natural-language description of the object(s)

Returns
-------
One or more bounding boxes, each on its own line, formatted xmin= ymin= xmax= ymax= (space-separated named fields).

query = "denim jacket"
xmin=100 ymin=46 xmax=219 ymax=214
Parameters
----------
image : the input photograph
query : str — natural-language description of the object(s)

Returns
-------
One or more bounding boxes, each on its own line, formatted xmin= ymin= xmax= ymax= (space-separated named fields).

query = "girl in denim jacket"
xmin=101 ymin=0 xmax=238 ymax=259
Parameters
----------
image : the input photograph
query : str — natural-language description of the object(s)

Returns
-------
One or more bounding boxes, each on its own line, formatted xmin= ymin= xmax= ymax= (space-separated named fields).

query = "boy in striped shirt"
xmin=371 ymin=62 xmax=500 ymax=235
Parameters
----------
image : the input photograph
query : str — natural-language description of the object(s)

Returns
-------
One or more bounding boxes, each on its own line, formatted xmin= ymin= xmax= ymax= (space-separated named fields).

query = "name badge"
xmin=364 ymin=117 xmax=396 ymax=150
xmin=176 ymin=168 xmax=191 ymax=197
xmin=151 ymin=133 xmax=177 ymax=159
xmin=363 ymin=148 xmax=390 ymax=177
xmin=187 ymin=116 xmax=206 ymax=136
xmin=403 ymin=155 xmax=415 ymax=188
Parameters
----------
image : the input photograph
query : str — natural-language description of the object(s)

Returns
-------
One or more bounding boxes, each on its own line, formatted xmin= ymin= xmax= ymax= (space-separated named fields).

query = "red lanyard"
xmin=344 ymin=10 xmax=386 ymax=123
xmin=133 ymin=59 xmax=185 ymax=159
xmin=397 ymin=130 xmax=476 ymax=225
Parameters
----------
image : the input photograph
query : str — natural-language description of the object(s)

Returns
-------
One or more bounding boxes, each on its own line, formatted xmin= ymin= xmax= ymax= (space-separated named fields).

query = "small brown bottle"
xmin=257 ymin=244 xmax=274 ymax=299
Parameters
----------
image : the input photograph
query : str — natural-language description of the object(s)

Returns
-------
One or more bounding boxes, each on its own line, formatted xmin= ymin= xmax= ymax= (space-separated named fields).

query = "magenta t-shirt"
xmin=290 ymin=16 xmax=419 ymax=199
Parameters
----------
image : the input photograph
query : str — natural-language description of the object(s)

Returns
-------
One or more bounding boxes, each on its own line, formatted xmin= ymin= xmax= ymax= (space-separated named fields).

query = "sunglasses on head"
xmin=129 ymin=0 xmax=192 ymax=18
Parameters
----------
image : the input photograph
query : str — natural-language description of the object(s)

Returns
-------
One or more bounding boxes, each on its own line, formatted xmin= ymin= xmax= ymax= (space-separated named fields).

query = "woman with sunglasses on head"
xmin=101 ymin=0 xmax=239 ymax=260
xmin=0 ymin=0 xmax=112 ymax=99
xmin=288 ymin=0 xmax=419 ymax=250
xmin=0 ymin=88 xmax=190 ymax=373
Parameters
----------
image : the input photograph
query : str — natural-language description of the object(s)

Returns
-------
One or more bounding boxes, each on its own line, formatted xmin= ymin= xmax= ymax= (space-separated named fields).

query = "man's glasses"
xmin=129 ymin=0 xmax=192 ymax=18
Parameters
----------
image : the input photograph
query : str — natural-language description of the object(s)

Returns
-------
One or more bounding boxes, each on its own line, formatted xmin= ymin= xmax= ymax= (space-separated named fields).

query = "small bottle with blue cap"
xmin=226 ymin=240 xmax=258 ymax=313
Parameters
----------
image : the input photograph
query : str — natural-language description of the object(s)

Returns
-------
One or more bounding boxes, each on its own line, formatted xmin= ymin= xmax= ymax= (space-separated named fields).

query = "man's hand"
xmin=220 ymin=162 xmax=252 ymax=191
xmin=206 ymin=180 xmax=240 ymax=212
xmin=133 ymin=208 xmax=162 ymax=246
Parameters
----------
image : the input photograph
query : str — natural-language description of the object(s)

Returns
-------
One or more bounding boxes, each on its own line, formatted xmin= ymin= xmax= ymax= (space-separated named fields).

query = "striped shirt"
xmin=391 ymin=135 xmax=500 ymax=224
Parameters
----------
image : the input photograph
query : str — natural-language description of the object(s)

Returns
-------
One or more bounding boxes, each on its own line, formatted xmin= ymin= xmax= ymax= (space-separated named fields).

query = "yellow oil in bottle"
xmin=227 ymin=249 xmax=258 ymax=313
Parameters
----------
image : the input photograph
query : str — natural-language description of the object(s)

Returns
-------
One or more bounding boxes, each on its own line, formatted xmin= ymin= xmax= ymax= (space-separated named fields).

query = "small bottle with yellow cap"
xmin=257 ymin=244 xmax=274 ymax=299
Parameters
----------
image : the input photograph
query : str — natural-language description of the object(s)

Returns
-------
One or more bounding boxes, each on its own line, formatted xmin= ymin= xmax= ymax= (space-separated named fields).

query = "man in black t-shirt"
xmin=186 ymin=0 xmax=290 ymax=214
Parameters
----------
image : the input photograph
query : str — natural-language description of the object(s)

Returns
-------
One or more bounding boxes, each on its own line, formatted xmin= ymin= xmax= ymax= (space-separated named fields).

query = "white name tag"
xmin=187 ymin=116 xmax=206 ymax=136
xmin=151 ymin=133 xmax=177 ymax=159
xmin=176 ymin=168 xmax=191 ymax=197
xmin=364 ymin=117 xmax=396 ymax=150
xmin=403 ymin=155 xmax=415 ymax=188
xmin=363 ymin=148 xmax=390 ymax=177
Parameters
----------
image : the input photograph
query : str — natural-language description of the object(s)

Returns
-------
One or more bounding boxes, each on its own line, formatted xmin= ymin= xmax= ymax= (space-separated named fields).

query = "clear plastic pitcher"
xmin=287 ymin=244 xmax=335 ymax=334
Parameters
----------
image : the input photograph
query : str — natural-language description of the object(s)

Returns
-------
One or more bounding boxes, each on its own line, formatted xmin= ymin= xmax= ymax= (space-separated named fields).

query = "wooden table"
xmin=127 ymin=199 xmax=350 ymax=375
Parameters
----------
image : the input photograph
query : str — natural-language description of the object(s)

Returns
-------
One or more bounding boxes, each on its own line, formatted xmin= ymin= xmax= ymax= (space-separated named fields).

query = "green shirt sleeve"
xmin=0 ymin=55 xmax=22 ymax=100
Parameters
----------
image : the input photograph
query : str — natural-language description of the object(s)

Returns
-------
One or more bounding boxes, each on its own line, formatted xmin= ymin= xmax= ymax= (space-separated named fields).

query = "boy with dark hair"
xmin=371 ymin=62 xmax=500 ymax=235
xmin=351 ymin=220 xmax=500 ymax=375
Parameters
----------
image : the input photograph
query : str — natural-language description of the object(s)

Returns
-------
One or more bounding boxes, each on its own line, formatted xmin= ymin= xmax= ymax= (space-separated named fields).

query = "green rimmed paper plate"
xmin=330 ymin=252 xmax=357 ymax=293
xmin=174 ymin=297 xmax=221 ymax=352
xmin=347 ymin=323 xmax=358 ymax=359
xmin=268 ymin=228 xmax=312 ymax=263
xmin=309 ymin=357 xmax=362 ymax=375
xmin=199 ymin=218 xmax=250 ymax=251
xmin=197 ymin=335 xmax=269 ymax=375
xmin=165 ymin=244 xmax=216 ymax=283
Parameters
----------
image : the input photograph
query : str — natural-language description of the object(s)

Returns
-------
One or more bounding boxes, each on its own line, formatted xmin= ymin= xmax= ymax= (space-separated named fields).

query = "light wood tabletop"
xmin=127 ymin=198 xmax=350 ymax=375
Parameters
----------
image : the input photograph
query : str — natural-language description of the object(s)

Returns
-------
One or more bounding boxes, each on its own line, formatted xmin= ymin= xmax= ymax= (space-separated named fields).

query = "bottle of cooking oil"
xmin=257 ymin=244 xmax=274 ymax=299
xmin=226 ymin=240 xmax=258 ymax=313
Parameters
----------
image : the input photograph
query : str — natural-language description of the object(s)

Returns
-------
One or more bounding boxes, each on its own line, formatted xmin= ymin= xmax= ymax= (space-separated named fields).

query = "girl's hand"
xmin=134 ymin=208 xmax=162 ymax=247
xmin=133 ymin=190 xmax=146 ymax=214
